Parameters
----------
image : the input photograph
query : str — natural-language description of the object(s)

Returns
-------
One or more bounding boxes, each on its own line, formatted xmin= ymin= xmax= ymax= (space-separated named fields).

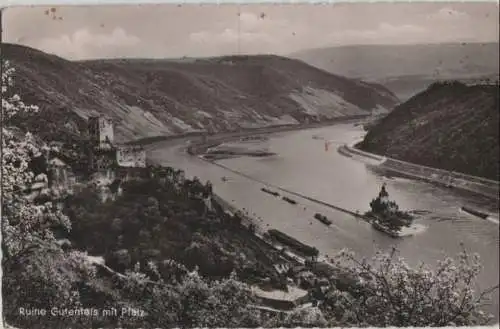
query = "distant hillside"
xmin=358 ymin=81 xmax=499 ymax=180
xmin=291 ymin=43 xmax=499 ymax=101
xmin=2 ymin=43 xmax=398 ymax=143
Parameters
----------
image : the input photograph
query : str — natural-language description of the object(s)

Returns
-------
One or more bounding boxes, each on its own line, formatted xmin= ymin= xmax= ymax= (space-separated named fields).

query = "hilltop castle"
xmin=24 ymin=115 xmax=147 ymax=204
xmin=87 ymin=115 xmax=146 ymax=182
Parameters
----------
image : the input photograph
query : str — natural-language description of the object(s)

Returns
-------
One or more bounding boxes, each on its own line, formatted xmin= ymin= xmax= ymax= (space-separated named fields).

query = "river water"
xmin=149 ymin=123 xmax=499 ymax=318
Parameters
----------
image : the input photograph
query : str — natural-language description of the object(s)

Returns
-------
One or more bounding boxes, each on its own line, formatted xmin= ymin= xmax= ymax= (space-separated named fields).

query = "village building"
xmin=48 ymin=157 xmax=71 ymax=189
xmin=251 ymin=285 xmax=310 ymax=311
xmin=25 ymin=173 xmax=50 ymax=202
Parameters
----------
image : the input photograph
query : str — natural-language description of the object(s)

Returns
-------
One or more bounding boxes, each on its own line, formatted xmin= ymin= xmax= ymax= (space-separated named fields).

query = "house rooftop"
xmin=49 ymin=157 xmax=68 ymax=167
xmin=251 ymin=285 xmax=308 ymax=302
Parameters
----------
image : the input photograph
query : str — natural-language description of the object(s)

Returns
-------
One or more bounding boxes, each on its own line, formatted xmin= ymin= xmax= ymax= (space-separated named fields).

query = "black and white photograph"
xmin=1 ymin=2 xmax=499 ymax=328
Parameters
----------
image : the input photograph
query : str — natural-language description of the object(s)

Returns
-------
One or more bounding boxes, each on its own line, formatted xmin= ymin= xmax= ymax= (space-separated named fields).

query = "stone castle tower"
xmin=379 ymin=183 xmax=389 ymax=204
xmin=87 ymin=115 xmax=147 ymax=181
xmin=88 ymin=116 xmax=114 ymax=150
xmin=88 ymin=115 xmax=117 ymax=177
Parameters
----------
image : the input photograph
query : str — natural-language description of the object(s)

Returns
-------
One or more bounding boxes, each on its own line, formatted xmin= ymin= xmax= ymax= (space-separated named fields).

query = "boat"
xmin=282 ymin=196 xmax=297 ymax=205
xmin=337 ymin=146 xmax=353 ymax=157
xmin=409 ymin=210 xmax=431 ymax=216
xmin=371 ymin=220 xmax=402 ymax=238
xmin=461 ymin=206 xmax=489 ymax=220
xmin=261 ymin=187 xmax=280 ymax=197
xmin=240 ymin=135 xmax=269 ymax=143
xmin=314 ymin=213 xmax=332 ymax=226
xmin=267 ymin=229 xmax=318 ymax=257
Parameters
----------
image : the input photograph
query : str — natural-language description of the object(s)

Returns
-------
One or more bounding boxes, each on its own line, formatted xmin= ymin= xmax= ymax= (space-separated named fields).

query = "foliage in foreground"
xmin=2 ymin=60 xmax=498 ymax=328
xmin=324 ymin=247 xmax=497 ymax=327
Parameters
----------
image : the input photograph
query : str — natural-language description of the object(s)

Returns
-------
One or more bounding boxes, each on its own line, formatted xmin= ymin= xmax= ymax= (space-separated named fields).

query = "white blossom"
xmin=1 ymin=60 xmax=70 ymax=259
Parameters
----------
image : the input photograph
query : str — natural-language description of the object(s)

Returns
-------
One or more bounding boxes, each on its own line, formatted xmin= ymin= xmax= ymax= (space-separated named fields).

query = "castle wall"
xmin=116 ymin=146 xmax=146 ymax=168
xmin=90 ymin=150 xmax=117 ymax=173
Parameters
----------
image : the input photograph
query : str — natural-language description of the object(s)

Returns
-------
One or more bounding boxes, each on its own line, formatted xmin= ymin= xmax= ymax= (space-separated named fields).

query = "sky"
xmin=2 ymin=2 xmax=499 ymax=60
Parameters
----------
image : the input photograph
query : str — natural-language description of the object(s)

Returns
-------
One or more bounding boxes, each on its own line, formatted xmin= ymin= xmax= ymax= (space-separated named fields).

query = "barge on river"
xmin=461 ymin=206 xmax=489 ymax=220
xmin=371 ymin=219 xmax=402 ymax=238
xmin=314 ymin=213 xmax=332 ymax=226
xmin=267 ymin=229 xmax=318 ymax=258
xmin=261 ymin=187 xmax=280 ymax=197
xmin=282 ymin=196 xmax=297 ymax=205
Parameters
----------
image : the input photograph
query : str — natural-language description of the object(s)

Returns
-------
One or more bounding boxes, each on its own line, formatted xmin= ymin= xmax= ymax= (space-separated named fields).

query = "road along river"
xmin=148 ymin=123 xmax=499 ymax=318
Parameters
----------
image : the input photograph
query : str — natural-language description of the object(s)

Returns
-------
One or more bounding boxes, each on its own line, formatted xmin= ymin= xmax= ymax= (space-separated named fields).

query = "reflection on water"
xmin=149 ymin=123 xmax=499 ymax=318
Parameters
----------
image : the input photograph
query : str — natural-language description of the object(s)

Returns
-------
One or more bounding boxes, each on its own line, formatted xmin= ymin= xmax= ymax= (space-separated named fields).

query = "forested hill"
xmin=358 ymin=81 xmax=499 ymax=180
xmin=291 ymin=43 xmax=499 ymax=101
xmin=2 ymin=43 xmax=398 ymax=143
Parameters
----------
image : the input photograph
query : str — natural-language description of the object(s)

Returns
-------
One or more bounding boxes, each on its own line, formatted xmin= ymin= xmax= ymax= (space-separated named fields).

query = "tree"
xmin=203 ymin=180 xmax=213 ymax=198
xmin=323 ymin=247 xmax=498 ymax=327
xmin=106 ymin=249 xmax=132 ymax=272
xmin=1 ymin=60 xmax=71 ymax=260
xmin=176 ymin=270 xmax=260 ymax=327
xmin=284 ymin=306 xmax=328 ymax=327
xmin=1 ymin=60 xmax=102 ymax=329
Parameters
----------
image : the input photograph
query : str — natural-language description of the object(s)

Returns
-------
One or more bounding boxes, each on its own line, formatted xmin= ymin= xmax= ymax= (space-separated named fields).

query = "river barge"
xmin=461 ymin=206 xmax=489 ymax=219
xmin=267 ymin=229 xmax=318 ymax=257
xmin=371 ymin=219 xmax=402 ymax=238
xmin=282 ymin=197 xmax=297 ymax=205
xmin=314 ymin=213 xmax=332 ymax=226
xmin=261 ymin=187 xmax=280 ymax=197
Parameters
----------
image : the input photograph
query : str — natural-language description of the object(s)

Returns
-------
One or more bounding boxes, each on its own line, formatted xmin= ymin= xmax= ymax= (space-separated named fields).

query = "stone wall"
xmin=116 ymin=145 xmax=146 ymax=168
xmin=339 ymin=143 xmax=499 ymax=200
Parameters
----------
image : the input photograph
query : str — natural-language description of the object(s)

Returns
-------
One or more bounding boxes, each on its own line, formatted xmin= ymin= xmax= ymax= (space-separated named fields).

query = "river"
xmin=148 ymin=123 xmax=499 ymax=318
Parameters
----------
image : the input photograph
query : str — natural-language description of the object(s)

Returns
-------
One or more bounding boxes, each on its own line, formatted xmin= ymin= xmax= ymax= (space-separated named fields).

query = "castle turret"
xmin=88 ymin=115 xmax=114 ymax=150
xmin=379 ymin=183 xmax=389 ymax=203
xmin=88 ymin=115 xmax=116 ymax=179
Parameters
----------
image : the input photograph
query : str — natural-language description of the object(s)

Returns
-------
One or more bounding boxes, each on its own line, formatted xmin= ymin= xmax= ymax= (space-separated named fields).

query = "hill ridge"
xmin=3 ymin=42 xmax=399 ymax=144
xmin=290 ymin=42 xmax=499 ymax=101
xmin=358 ymin=81 xmax=499 ymax=180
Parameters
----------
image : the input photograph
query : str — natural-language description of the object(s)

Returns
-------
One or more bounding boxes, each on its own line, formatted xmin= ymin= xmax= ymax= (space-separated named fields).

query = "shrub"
xmin=106 ymin=249 xmax=132 ymax=272
xmin=324 ymin=246 xmax=498 ymax=327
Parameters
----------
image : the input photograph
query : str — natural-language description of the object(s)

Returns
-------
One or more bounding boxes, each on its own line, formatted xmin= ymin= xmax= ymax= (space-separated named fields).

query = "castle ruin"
xmin=87 ymin=115 xmax=146 ymax=182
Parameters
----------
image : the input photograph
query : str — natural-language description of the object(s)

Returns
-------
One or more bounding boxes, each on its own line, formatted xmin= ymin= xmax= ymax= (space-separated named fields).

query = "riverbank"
xmin=137 ymin=114 xmax=370 ymax=149
xmin=339 ymin=142 xmax=500 ymax=202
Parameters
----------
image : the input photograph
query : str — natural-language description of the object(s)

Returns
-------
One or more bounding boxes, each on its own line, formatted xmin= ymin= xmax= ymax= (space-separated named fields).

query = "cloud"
xmin=188 ymin=27 xmax=275 ymax=56
xmin=190 ymin=28 xmax=238 ymax=44
xmin=329 ymin=23 xmax=427 ymax=44
xmin=189 ymin=28 xmax=272 ymax=45
xmin=186 ymin=11 xmax=299 ymax=55
xmin=37 ymin=27 xmax=140 ymax=60
xmin=427 ymin=7 xmax=469 ymax=20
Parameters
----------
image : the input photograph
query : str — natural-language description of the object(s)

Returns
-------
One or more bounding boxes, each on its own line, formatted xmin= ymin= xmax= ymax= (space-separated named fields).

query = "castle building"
xmin=87 ymin=115 xmax=146 ymax=181
xmin=116 ymin=145 xmax=147 ymax=168
xmin=379 ymin=183 xmax=389 ymax=204
xmin=88 ymin=116 xmax=114 ymax=150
